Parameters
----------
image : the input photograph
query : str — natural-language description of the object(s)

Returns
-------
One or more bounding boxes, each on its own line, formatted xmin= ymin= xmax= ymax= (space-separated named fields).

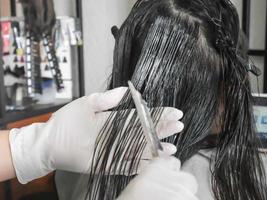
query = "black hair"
xmin=85 ymin=0 xmax=267 ymax=200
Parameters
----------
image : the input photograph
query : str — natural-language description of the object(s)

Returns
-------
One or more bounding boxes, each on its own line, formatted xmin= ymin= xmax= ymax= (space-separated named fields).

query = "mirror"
xmin=0 ymin=0 xmax=83 ymax=112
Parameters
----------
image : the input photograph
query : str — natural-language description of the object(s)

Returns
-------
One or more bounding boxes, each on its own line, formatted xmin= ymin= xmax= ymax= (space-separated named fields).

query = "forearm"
xmin=0 ymin=130 xmax=16 ymax=182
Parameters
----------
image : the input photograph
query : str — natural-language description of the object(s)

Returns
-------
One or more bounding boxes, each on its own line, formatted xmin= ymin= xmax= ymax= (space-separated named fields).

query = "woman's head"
xmin=87 ymin=1 xmax=267 ymax=200
xmin=110 ymin=0 xmax=239 ymax=87
xmin=110 ymin=0 xmax=239 ymax=141
xmin=109 ymin=0 xmax=239 ymax=157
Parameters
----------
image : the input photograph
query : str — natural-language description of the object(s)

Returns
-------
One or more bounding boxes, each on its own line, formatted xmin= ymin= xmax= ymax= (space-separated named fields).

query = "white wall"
xmin=82 ymin=0 xmax=136 ymax=95
xmin=53 ymin=0 xmax=76 ymax=17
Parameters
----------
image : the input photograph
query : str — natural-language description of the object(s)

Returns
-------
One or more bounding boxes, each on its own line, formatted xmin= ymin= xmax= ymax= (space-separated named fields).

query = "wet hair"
xmin=85 ymin=0 xmax=267 ymax=200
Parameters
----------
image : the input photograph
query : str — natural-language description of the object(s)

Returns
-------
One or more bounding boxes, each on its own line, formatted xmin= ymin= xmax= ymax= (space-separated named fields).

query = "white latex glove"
xmin=117 ymin=156 xmax=199 ymax=200
xmin=9 ymin=87 xmax=184 ymax=184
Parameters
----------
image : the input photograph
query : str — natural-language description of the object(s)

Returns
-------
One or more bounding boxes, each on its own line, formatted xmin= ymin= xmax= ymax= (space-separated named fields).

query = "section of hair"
xmin=85 ymin=8 xmax=221 ymax=200
xmin=84 ymin=0 xmax=267 ymax=200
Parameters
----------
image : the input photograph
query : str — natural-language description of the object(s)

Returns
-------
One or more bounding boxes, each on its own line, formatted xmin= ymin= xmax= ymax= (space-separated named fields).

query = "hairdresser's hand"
xmin=9 ymin=87 xmax=183 ymax=184
xmin=117 ymin=156 xmax=198 ymax=200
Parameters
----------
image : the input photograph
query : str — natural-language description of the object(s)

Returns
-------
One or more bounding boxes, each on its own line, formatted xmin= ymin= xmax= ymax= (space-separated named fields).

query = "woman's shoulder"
xmin=183 ymin=148 xmax=267 ymax=170
xmin=181 ymin=149 xmax=215 ymax=200
xmin=181 ymin=149 xmax=214 ymax=171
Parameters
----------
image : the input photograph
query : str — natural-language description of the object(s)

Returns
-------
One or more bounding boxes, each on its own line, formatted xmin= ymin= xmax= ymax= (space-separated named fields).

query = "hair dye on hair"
xmin=80 ymin=0 xmax=267 ymax=200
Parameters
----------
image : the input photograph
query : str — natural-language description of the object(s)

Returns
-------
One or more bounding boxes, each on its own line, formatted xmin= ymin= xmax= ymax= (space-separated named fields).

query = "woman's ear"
xmin=111 ymin=25 xmax=119 ymax=39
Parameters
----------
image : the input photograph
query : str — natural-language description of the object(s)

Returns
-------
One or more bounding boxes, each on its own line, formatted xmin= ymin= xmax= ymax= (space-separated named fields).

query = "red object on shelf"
xmin=1 ymin=21 xmax=11 ymax=54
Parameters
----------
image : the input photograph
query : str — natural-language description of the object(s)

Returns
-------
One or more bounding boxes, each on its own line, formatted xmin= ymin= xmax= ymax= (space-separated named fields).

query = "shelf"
xmin=248 ymin=50 xmax=266 ymax=56
xmin=0 ymin=99 xmax=71 ymax=126
xmin=254 ymin=95 xmax=267 ymax=106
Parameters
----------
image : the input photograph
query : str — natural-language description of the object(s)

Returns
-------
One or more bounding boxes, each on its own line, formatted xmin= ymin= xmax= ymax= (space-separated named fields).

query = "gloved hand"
xmin=117 ymin=156 xmax=199 ymax=200
xmin=9 ymin=87 xmax=184 ymax=184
